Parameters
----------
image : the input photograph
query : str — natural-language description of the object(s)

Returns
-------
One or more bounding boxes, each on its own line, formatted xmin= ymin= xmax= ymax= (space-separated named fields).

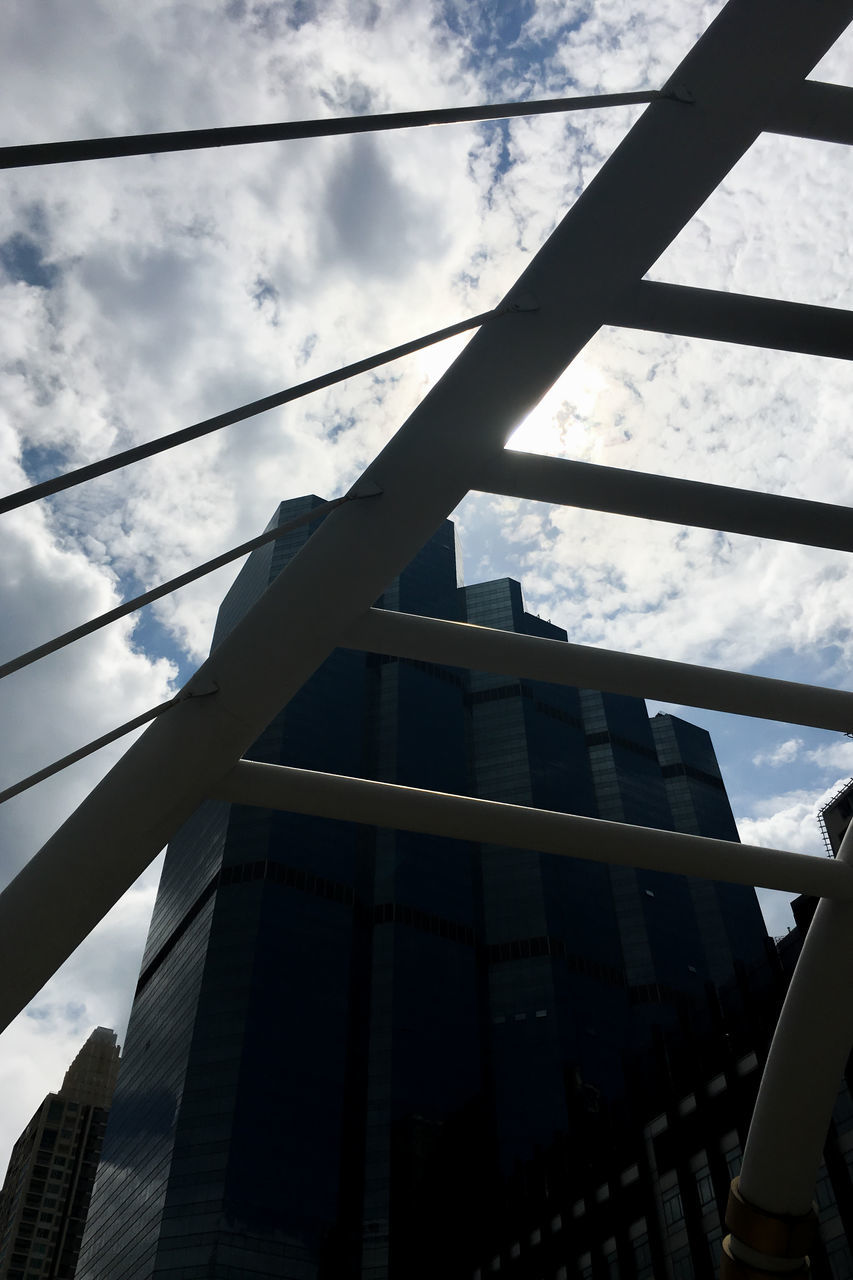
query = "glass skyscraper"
xmin=78 ymin=496 xmax=769 ymax=1280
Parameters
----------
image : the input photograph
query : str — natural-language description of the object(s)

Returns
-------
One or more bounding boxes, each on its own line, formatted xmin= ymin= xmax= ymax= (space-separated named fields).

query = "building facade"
xmin=469 ymin=889 xmax=853 ymax=1280
xmin=78 ymin=497 xmax=771 ymax=1279
xmin=0 ymin=1027 xmax=120 ymax=1280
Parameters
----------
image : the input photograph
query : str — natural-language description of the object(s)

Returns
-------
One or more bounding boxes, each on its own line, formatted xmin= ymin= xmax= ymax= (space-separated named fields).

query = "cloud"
xmin=805 ymin=740 xmax=853 ymax=774
xmin=737 ymin=790 xmax=828 ymax=858
xmin=753 ymin=738 xmax=804 ymax=768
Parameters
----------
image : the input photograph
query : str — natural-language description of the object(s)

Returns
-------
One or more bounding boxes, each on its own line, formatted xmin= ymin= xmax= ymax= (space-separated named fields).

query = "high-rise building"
xmin=0 ymin=1027 xmax=120 ymax=1280
xmin=78 ymin=497 xmax=770 ymax=1280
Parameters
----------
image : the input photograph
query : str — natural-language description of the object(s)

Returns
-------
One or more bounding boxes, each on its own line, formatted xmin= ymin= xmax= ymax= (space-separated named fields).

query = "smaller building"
xmin=0 ymin=1028 xmax=120 ymax=1279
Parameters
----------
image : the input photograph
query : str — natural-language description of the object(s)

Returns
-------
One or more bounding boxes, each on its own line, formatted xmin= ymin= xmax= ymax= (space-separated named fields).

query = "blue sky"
xmin=1 ymin=0 xmax=852 ymax=1166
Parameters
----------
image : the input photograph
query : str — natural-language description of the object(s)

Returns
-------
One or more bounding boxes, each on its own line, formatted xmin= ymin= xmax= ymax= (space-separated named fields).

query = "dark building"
xmin=473 ymin=888 xmax=853 ymax=1280
xmin=0 ymin=1027 xmax=120 ymax=1280
xmin=78 ymin=497 xmax=771 ymax=1280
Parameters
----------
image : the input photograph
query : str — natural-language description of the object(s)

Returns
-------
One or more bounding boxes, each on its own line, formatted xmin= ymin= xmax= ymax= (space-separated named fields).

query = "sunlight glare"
xmin=507 ymin=357 xmax=607 ymax=458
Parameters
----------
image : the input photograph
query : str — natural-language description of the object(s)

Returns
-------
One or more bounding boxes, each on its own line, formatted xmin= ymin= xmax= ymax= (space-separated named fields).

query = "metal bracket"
xmin=725 ymin=1177 xmax=816 ymax=1262
xmin=180 ymin=678 xmax=220 ymax=700
xmin=662 ymin=82 xmax=696 ymax=104
xmin=505 ymin=291 xmax=540 ymax=314
xmin=349 ymin=479 xmax=384 ymax=499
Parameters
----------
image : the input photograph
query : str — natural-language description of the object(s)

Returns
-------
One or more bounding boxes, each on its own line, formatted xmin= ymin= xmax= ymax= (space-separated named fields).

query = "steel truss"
xmin=2 ymin=0 xmax=853 ymax=1274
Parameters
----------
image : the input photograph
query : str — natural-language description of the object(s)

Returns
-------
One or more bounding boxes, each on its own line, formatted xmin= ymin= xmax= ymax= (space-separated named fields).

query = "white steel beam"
xmin=214 ymin=760 xmax=853 ymax=901
xmin=609 ymin=279 xmax=853 ymax=361
xmin=0 ymin=0 xmax=849 ymax=1034
xmin=343 ymin=608 xmax=853 ymax=733
xmin=474 ymin=448 xmax=853 ymax=553
xmin=730 ymin=821 xmax=853 ymax=1269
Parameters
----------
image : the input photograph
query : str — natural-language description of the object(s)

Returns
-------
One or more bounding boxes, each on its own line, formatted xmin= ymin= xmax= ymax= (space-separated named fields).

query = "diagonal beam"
xmin=214 ymin=760 xmax=853 ymax=900
xmin=609 ymin=279 xmax=853 ymax=360
xmin=0 ymin=91 xmax=660 ymax=171
xmin=1 ymin=0 xmax=850 ymax=1035
xmin=766 ymin=78 xmax=853 ymax=147
xmin=343 ymin=608 xmax=853 ymax=732
xmin=474 ymin=448 xmax=853 ymax=552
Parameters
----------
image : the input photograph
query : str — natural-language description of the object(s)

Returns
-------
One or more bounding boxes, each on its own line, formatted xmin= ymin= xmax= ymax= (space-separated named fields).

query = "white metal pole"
xmin=214 ymin=760 xmax=853 ymax=901
xmin=726 ymin=821 xmax=853 ymax=1271
xmin=474 ymin=449 xmax=853 ymax=554
xmin=343 ymin=609 xmax=853 ymax=733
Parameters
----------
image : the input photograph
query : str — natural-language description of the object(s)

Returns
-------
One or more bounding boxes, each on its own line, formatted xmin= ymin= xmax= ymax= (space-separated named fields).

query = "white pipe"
xmin=343 ymin=609 xmax=853 ymax=733
xmin=213 ymin=760 xmax=853 ymax=901
xmin=475 ymin=448 xmax=853 ymax=553
xmin=739 ymin=818 xmax=853 ymax=1220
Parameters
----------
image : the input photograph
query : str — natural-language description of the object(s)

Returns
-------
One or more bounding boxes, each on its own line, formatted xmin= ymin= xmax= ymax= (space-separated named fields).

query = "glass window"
xmin=662 ymin=1184 xmax=684 ymax=1229
xmin=695 ymin=1163 xmax=715 ymax=1210
xmin=633 ymin=1233 xmax=653 ymax=1280
xmin=816 ymin=1169 xmax=837 ymax=1217
xmin=671 ymin=1245 xmax=694 ymax=1279
xmin=707 ymin=1228 xmax=724 ymax=1269
xmin=826 ymin=1235 xmax=853 ymax=1279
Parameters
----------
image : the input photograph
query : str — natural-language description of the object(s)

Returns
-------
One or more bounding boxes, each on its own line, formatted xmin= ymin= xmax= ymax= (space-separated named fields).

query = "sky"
xmin=0 ymin=0 xmax=852 ymax=1170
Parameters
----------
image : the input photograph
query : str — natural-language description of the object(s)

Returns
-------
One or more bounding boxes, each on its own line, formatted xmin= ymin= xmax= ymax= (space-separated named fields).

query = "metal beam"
xmin=766 ymin=78 xmax=853 ymax=147
xmin=732 ymin=821 xmax=853 ymax=1267
xmin=0 ymin=312 xmax=495 ymax=515
xmin=0 ymin=90 xmax=660 ymax=171
xmin=214 ymin=760 xmax=853 ymax=901
xmin=609 ymin=279 xmax=853 ymax=360
xmin=343 ymin=608 xmax=853 ymax=733
xmin=473 ymin=448 xmax=853 ymax=553
xmin=1 ymin=0 xmax=849 ymax=1034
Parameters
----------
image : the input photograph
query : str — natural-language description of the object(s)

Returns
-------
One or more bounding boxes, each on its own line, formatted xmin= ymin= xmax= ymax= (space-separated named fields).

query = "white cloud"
xmin=735 ymin=776 xmax=853 ymax=858
xmin=753 ymin=738 xmax=804 ymax=768
xmin=805 ymin=740 xmax=853 ymax=774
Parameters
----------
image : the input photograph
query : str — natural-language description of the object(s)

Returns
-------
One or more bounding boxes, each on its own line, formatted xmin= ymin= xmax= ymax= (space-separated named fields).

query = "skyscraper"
xmin=78 ymin=497 xmax=769 ymax=1279
xmin=0 ymin=1027 xmax=120 ymax=1280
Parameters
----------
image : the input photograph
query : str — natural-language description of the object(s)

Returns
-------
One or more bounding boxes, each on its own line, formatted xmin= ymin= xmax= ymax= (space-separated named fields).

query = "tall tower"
xmin=78 ymin=499 xmax=769 ymax=1279
xmin=0 ymin=1027 xmax=120 ymax=1279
